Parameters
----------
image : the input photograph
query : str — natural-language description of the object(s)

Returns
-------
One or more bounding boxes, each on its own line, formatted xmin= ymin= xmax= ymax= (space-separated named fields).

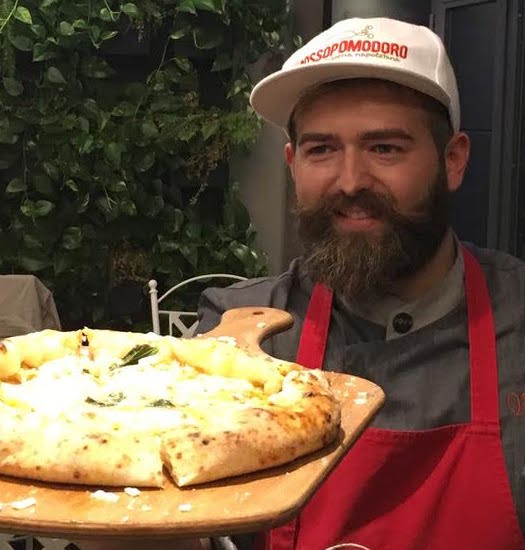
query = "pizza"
xmin=0 ymin=327 xmax=341 ymax=489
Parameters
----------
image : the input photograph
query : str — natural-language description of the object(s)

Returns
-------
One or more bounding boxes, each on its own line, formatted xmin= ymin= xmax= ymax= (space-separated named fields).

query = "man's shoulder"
xmin=462 ymin=242 xmax=525 ymax=320
xmin=463 ymin=241 xmax=525 ymax=273
xmin=200 ymin=259 xmax=301 ymax=309
xmin=196 ymin=259 xmax=304 ymax=334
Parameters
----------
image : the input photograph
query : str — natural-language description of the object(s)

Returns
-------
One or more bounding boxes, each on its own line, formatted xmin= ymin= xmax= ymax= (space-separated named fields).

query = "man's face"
xmin=285 ymin=81 xmax=457 ymax=298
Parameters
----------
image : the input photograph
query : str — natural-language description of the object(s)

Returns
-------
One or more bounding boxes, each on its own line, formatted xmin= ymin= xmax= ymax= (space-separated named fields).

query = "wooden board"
xmin=0 ymin=307 xmax=385 ymax=540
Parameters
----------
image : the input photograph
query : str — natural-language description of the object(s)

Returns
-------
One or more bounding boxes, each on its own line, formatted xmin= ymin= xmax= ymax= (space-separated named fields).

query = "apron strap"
xmin=296 ymin=283 xmax=333 ymax=370
xmin=462 ymin=246 xmax=500 ymax=426
xmin=264 ymin=283 xmax=333 ymax=550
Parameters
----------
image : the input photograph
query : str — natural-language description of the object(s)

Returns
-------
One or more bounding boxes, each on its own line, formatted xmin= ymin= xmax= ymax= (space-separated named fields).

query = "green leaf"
xmin=142 ymin=195 xmax=164 ymax=218
xmin=3 ymin=77 xmax=23 ymax=97
xmin=106 ymin=142 xmax=122 ymax=168
xmin=72 ymin=19 xmax=88 ymax=29
xmin=46 ymin=66 xmax=66 ymax=84
xmin=109 ymin=180 xmax=127 ymax=193
xmin=173 ymin=209 xmax=184 ymax=231
xmin=89 ymin=25 xmax=101 ymax=45
xmin=211 ymin=53 xmax=232 ymax=71
xmin=170 ymin=28 xmax=189 ymax=40
xmin=34 ymin=200 xmax=55 ymax=217
xmin=64 ymin=179 xmax=79 ymax=192
xmin=83 ymin=98 xmax=99 ymax=117
xmin=78 ymin=116 xmax=89 ymax=132
xmin=18 ymin=254 xmax=51 ymax=272
xmin=101 ymin=30 xmax=118 ymax=41
xmin=96 ymin=196 xmax=114 ymax=215
xmin=99 ymin=8 xmax=114 ymax=22
xmin=14 ymin=6 xmax=32 ymax=24
xmin=62 ymin=226 xmax=83 ymax=250
xmin=158 ymin=235 xmax=178 ymax=253
xmin=77 ymin=192 xmax=89 ymax=213
xmin=193 ymin=26 xmax=223 ymax=49
xmin=59 ymin=21 xmax=74 ymax=36
xmin=21 ymin=199 xmax=55 ymax=218
xmin=33 ymin=42 xmax=57 ymax=62
xmin=193 ymin=0 xmax=219 ymax=12
xmin=42 ymin=161 xmax=60 ymax=181
xmin=31 ymin=24 xmax=46 ymax=38
xmin=179 ymin=244 xmax=198 ymax=267
xmin=177 ymin=0 xmax=196 ymax=14
xmin=5 ymin=178 xmax=26 ymax=194
xmin=9 ymin=34 xmax=34 ymax=51
xmin=141 ymin=120 xmax=159 ymax=138
xmin=40 ymin=0 xmax=59 ymax=7
xmin=0 ymin=129 xmax=18 ymax=144
xmin=184 ymin=221 xmax=201 ymax=239
xmin=119 ymin=198 xmax=137 ymax=216
xmin=23 ymin=234 xmax=43 ymax=249
xmin=81 ymin=57 xmax=114 ymax=78
xmin=121 ymin=3 xmax=139 ymax=17
xmin=229 ymin=241 xmax=253 ymax=267
xmin=201 ymin=118 xmax=219 ymax=140
xmin=135 ymin=151 xmax=155 ymax=172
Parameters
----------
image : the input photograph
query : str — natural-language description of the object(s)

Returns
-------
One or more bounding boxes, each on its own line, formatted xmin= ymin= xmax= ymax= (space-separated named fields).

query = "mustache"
xmin=295 ymin=189 xmax=397 ymax=220
xmin=295 ymin=186 xmax=444 ymax=237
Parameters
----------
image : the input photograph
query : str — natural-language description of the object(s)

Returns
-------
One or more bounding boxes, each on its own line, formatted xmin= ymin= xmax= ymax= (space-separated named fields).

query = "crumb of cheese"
xmin=10 ymin=497 xmax=36 ymax=510
xmin=216 ymin=336 xmax=237 ymax=346
xmin=124 ymin=487 xmax=141 ymax=497
xmin=90 ymin=490 xmax=119 ymax=503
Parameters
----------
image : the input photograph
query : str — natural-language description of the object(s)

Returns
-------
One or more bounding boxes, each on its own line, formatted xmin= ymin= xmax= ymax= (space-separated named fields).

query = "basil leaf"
xmin=119 ymin=344 xmax=158 ymax=367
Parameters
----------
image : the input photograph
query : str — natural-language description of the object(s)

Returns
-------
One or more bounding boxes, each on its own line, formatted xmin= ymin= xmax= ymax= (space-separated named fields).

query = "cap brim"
xmin=250 ymin=62 xmax=452 ymax=131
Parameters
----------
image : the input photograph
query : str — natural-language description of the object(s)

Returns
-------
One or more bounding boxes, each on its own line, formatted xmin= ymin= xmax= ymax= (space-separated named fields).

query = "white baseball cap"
xmin=250 ymin=17 xmax=460 ymax=132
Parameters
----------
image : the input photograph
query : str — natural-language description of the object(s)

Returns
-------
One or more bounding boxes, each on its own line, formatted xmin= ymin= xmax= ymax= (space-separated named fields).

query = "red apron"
xmin=265 ymin=247 xmax=525 ymax=550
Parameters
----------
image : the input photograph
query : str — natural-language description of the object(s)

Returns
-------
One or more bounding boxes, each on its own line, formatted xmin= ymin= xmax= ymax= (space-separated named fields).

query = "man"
xmin=197 ymin=17 xmax=525 ymax=550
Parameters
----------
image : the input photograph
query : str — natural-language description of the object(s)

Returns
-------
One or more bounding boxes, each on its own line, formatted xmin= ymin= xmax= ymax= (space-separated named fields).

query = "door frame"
xmin=432 ymin=0 xmax=524 ymax=253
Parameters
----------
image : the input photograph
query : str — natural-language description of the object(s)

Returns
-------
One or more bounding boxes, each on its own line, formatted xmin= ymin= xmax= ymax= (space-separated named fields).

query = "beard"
xmin=296 ymin=165 xmax=450 ymax=300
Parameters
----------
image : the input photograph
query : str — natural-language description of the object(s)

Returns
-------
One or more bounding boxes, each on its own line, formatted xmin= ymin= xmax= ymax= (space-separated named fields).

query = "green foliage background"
xmin=0 ymin=0 xmax=294 ymax=329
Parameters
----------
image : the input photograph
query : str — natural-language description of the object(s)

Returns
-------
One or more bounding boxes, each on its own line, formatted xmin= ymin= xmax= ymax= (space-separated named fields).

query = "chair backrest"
xmin=148 ymin=274 xmax=247 ymax=337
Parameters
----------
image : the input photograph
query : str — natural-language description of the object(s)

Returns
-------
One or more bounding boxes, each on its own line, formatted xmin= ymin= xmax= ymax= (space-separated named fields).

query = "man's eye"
xmin=371 ymin=144 xmax=401 ymax=154
xmin=307 ymin=145 xmax=332 ymax=155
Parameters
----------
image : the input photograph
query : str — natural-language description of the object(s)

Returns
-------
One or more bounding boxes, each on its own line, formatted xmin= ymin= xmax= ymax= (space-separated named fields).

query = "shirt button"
xmin=392 ymin=312 xmax=413 ymax=334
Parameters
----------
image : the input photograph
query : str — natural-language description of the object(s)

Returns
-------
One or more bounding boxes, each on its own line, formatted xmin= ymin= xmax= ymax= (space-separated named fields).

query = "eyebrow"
xmin=297 ymin=128 xmax=415 ymax=147
xmin=360 ymin=129 xmax=415 ymax=141
xmin=297 ymin=133 xmax=336 ymax=147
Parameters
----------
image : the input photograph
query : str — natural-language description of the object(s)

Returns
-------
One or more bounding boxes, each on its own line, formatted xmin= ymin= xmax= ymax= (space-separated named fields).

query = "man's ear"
xmin=445 ymin=132 xmax=470 ymax=192
xmin=284 ymin=142 xmax=295 ymax=179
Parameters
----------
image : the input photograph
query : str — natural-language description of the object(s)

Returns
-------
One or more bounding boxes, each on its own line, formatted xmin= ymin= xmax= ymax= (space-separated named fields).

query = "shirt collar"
xmin=339 ymin=234 xmax=465 ymax=340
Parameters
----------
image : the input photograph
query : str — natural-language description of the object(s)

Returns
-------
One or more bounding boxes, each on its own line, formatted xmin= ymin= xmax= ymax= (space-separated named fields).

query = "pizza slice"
xmin=0 ymin=327 xmax=341 ymax=488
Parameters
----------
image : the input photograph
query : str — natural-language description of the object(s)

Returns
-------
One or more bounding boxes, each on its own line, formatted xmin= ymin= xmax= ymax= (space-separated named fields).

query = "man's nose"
xmin=335 ymin=149 xmax=372 ymax=195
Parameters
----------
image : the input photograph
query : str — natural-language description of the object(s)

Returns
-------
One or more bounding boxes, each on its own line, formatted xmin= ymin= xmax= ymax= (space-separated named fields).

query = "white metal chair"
xmin=148 ymin=274 xmax=247 ymax=337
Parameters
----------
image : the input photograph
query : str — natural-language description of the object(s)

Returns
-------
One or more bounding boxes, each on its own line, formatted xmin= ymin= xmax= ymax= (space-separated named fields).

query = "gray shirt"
xmin=198 ymin=241 xmax=525 ymax=539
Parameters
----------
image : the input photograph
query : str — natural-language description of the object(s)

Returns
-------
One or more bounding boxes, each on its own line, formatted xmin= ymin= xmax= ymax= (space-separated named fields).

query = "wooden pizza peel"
xmin=0 ymin=307 xmax=385 ymax=539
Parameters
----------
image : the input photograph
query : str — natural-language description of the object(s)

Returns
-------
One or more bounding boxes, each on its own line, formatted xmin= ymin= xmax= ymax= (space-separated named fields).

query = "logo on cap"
xmin=299 ymin=25 xmax=408 ymax=65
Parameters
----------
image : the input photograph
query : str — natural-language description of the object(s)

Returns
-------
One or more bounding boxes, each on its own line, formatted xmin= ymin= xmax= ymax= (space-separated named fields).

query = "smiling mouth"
xmin=335 ymin=206 xmax=377 ymax=220
xmin=332 ymin=206 xmax=384 ymax=231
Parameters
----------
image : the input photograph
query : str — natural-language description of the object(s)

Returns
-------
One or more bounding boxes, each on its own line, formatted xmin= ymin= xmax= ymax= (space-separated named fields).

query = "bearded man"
xmin=197 ymin=17 xmax=525 ymax=550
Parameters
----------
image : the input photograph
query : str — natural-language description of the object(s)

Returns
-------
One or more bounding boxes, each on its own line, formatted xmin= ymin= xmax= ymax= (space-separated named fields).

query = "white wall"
xmin=231 ymin=0 xmax=325 ymax=275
